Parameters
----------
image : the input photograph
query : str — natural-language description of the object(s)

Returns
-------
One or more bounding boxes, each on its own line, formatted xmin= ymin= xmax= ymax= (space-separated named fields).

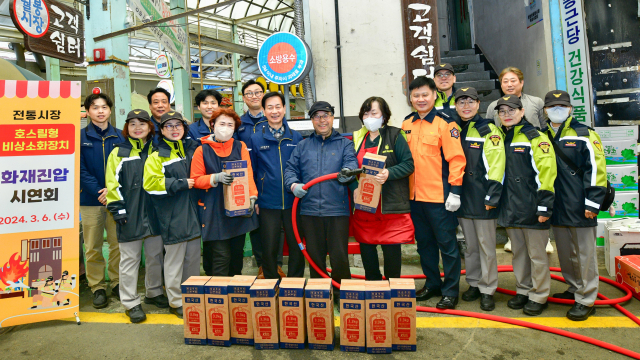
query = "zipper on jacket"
xmin=101 ymin=135 xmax=118 ymax=175
xmin=278 ymin=137 xmax=292 ymax=209
xmin=320 ymin=140 xmax=324 ymax=214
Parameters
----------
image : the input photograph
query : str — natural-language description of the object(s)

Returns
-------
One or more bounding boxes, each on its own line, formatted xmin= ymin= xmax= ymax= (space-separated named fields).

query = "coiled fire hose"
xmin=291 ymin=171 xmax=640 ymax=359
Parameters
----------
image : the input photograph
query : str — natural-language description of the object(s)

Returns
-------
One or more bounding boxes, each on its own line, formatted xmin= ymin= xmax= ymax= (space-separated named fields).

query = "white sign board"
xmin=129 ymin=0 xmax=187 ymax=71
xmin=155 ymin=53 xmax=171 ymax=78
xmin=560 ymin=0 xmax=593 ymax=127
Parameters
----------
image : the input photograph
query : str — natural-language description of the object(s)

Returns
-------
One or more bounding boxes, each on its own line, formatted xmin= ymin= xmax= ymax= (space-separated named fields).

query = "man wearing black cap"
xmin=543 ymin=90 xmax=606 ymax=321
xmin=496 ymin=95 xmax=557 ymax=316
xmin=454 ymin=87 xmax=505 ymax=311
xmin=284 ymin=101 xmax=358 ymax=291
xmin=434 ymin=63 xmax=457 ymax=117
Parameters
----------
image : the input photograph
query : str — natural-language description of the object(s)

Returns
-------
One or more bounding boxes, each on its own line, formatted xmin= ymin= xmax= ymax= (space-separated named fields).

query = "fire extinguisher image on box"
xmin=361 ymin=181 xmax=375 ymax=204
xmin=369 ymin=312 xmax=389 ymax=343
xmin=310 ymin=310 xmax=327 ymax=340
xmin=186 ymin=305 xmax=202 ymax=335
xmin=282 ymin=309 xmax=299 ymax=339
xmin=232 ymin=181 xmax=246 ymax=206
xmin=394 ymin=310 xmax=412 ymax=340
xmin=232 ymin=306 xmax=249 ymax=335
xmin=255 ymin=309 xmax=273 ymax=339
xmin=343 ymin=312 xmax=362 ymax=342
xmin=208 ymin=307 xmax=227 ymax=337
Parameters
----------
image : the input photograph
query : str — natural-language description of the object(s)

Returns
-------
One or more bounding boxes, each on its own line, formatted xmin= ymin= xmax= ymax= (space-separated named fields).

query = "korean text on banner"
xmin=129 ymin=0 xmax=187 ymax=70
xmin=0 ymin=80 xmax=81 ymax=328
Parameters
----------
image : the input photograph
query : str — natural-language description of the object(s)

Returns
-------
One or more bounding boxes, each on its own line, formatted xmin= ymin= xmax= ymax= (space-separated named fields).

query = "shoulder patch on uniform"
xmin=489 ymin=135 xmax=501 ymax=146
xmin=476 ymin=123 xmax=492 ymax=137
xmin=574 ymin=126 xmax=590 ymax=137
xmin=593 ymin=139 xmax=603 ymax=152
xmin=450 ymin=127 xmax=460 ymax=139
xmin=523 ymin=128 xmax=541 ymax=140
xmin=538 ymin=142 xmax=551 ymax=153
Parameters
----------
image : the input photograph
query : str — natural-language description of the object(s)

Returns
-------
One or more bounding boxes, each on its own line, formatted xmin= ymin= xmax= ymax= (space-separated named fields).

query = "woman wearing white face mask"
xmin=191 ymin=108 xmax=259 ymax=277
xmin=543 ymin=90 xmax=607 ymax=321
xmin=349 ymin=97 xmax=415 ymax=280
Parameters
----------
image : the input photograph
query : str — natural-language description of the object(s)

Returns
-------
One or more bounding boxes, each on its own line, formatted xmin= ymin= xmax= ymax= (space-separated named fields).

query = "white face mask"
xmin=547 ymin=106 xmax=571 ymax=124
xmin=363 ymin=116 xmax=383 ymax=132
xmin=214 ymin=126 xmax=234 ymax=142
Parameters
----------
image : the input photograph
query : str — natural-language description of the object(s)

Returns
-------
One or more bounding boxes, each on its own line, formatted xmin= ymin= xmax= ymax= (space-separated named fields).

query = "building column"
xmin=85 ymin=0 xmax=132 ymax=128
xmin=45 ymin=57 xmax=60 ymax=81
xmin=231 ymin=24 xmax=243 ymax=116
xmin=170 ymin=0 xmax=193 ymax=121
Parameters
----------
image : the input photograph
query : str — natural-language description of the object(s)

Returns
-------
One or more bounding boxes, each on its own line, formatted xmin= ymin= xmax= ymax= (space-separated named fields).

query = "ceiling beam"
xmin=234 ymin=7 xmax=293 ymax=25
xmin=189 ymin=33 xmax=258 ymax=57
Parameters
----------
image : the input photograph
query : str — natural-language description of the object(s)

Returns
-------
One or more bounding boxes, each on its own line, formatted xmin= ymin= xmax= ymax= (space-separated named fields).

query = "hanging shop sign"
xmin=129 ymin=0 xmax=188 ymax=71
xmin=155 ymin=53 xmax=172 ymax=78
xmin=400 ymin=0 xmax=441 ymax=93
xmin=10 ymin=0 xmax=84 ymax=64
xmin=560 ymin=0 xmax=593 ymax=127
xmin=257 ymin=32 xmax=313 ymax=85
xmin=0 ymin=80 xmax=81 ymax=327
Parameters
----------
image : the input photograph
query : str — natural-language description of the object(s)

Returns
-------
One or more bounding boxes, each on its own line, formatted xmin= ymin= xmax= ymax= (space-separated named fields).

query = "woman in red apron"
xmin=350 ymin=97 xmax=415 ymax=280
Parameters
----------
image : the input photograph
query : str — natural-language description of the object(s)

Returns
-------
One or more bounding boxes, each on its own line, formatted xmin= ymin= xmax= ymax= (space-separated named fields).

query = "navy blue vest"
xmin=200 ymin=141 xmax=258 ymax=241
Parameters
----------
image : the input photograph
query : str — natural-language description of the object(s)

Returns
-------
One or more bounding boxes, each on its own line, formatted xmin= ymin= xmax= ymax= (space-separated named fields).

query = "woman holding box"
xmin=350 ymin=97 xmax=415 ymax=280
xmin=143 ymin=111 xmax=201 ymax=319
xmin=191 ymin=108 xmax=258 ymax=277
xmin=106 ymin=109 xmax=167 ymax=323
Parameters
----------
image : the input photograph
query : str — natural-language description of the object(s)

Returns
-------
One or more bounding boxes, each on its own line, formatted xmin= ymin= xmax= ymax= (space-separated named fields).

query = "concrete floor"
xmin=1 ymin=235 xmax=640 ymax=359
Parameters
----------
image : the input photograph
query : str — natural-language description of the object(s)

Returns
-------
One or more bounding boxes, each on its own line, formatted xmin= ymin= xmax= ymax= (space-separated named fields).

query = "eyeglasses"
xmin=163 ymin=124 xmax=183 ymax=130
xmin=457 ymin=99 xmax=477 ymax=107
xmin=312 ymin=113 xmax=332 ymax=121
xmin=244 ymin=91 xmax=264 ymax=98
xmin=498 ymin=108 xmax=518 ymax=117
xmin=435 ymin=72 xmax=453 ymax=79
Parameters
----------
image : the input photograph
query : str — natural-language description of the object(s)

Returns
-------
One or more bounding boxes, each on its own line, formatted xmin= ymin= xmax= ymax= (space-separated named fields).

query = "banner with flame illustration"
xmin=0 ymin=80 xmax=80 ymax=327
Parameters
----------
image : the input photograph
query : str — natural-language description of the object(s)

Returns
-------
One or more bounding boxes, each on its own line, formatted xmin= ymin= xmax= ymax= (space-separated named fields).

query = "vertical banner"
xmin=559 ymin=0 xmax=593 ymax=127
xmin=0 ymin=80 xmax=80 ymax=327
xmin=400 ymin=0 xmax=440 ymax=98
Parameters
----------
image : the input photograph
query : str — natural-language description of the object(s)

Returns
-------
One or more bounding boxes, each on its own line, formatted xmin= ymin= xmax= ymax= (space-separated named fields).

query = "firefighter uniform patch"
xmin=489 ymin=135 xmax=501 ymax=146
xmin=593 ymin=140 xmax=603 ymax=152
xmin=450 ymin=128 xmax=459 ymax=139
xmin=539 ymin=142 xmax=550 ymax=153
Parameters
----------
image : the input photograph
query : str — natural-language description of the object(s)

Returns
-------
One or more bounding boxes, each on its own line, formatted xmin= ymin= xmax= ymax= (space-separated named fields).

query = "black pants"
xmin=359 ymin=243 xmax=402 ymax=280
xmin=206 ymin=235 xmax=245 ymax=276
xmin=259 ymin=208 xmax=305 ymax=279
xmin=299 ymin=215 xmax=350 ymax=285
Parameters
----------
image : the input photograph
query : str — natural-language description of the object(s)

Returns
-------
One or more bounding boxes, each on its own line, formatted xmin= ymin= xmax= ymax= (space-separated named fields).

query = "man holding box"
xmin=284 ymin=101 xmax=358 ymax=291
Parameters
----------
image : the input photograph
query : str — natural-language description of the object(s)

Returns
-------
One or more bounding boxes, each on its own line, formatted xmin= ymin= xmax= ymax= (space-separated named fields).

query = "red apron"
xmin=351 ymin=136 xmax=414 ymax=245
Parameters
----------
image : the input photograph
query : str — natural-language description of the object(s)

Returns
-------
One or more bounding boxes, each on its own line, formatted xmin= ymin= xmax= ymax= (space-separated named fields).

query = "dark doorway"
xmin=448 ymin=0 xmax=472 ymax=50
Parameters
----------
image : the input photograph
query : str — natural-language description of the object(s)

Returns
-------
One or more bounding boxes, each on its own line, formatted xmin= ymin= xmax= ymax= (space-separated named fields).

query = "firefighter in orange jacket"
xmin=402 ymin=76 xmax=466 ymax=309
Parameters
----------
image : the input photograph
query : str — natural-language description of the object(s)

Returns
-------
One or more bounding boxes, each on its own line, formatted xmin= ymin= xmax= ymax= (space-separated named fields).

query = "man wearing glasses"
xmin=284 ymin=101 xmax=358 ymax=297
xmin=434 ymin=63 xmax=457 ymax=118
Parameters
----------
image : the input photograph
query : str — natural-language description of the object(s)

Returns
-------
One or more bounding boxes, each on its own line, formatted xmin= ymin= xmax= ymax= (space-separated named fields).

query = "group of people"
xmin=79 ymin=64 xmax=605 ymax=325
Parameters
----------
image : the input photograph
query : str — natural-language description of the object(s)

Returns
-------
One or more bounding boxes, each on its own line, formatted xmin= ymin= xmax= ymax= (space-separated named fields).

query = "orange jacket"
xmin=401 ymin=109 xmax=466 ymax=203
xmin=190 ymin=136 xmax=258 ymax=197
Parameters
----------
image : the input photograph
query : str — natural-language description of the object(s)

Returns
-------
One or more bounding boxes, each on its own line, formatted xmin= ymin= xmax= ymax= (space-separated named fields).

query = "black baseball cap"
xmin=126 ymin=109 xmax=151 ymax=122
xmin=160 ymin=111 xmax=186 ymax=125
xmin=494 ymin=95 xmax=522 ymax=110
xmin=309 ymin=101 xmax=335 ymax=118
xmin=435 ymin=63 xmax=455 ymax=75
xmin=544 ymin=90 xmax=572 ymax=107
xmin=454 ymin=87 xmax=479 ymax=101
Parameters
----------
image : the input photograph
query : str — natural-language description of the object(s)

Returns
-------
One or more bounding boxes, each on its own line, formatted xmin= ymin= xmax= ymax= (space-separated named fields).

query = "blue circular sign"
xmin=257 ymin=32 xmax=312 ymax=85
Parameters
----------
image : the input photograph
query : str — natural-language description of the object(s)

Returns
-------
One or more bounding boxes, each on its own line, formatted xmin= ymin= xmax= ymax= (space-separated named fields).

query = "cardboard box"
xmin=354 ymin=153 xmax=387 ymax=213
xmin=339 ymin=279 xmax=366 ymax=352
xmin=598 ymin=192 xmax=639 ymax=219
xmin=278 ymin=277 xmax=306 ymax=349
xmin=305 ymin=278 xmax=335 ymax=351
xmin=602 ymin=139 xmax=638 ymax=165
xmin=615 ymin=255 xmax=640 ymax=301
xmin=365 ymin=281 xmax=392 ymax=354
xmin=389 ymin=278 xmax=417 ymax=351
xmin=228 ymin=275 xmax=256 ymax=345
xmin=604 ymin=218 xmax=640 ymax=276
xmin=606 ymin=165 xmax=638 ymax=192
xmin=250 ymin=279 xmax=280 ymax=350
xmin=597 ymin=219 xmax=607 ymax=247
xmin=181 ymin=276 xmax=211 ymax=345
xmin=223 ymin=160 xmax=251 ymax=217
xmin=204 ymin=277 xmax=232 ymax=346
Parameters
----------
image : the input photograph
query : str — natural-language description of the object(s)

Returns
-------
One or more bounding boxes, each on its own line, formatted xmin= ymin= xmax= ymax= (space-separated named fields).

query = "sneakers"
xmin=111 ymin=285 xmax=120 ymax=300
xmin=144 ymin=294 xmax=170 ymax=308
xmin=507 ymin=294 xmax=528 ymax=309
xmin=92 ymin=289 xmax=108 ymax=309
xmin=546 ymin=239 xmax=554 ymax=254
xmin=461 ymin=286 xmax=481 ymax=302
xmin=480 ymin=294 xmax=495 ymax=311
xmin=125 ymin=304 xmax=147 ymax=323
xmin=523 ymin=300 xmax=548 ymax=316
xmin=504 ymin=239 xmax=512 ymax=252
xmin=170 ymin=306 xmax=183 ymax=318
xmin=436 ymin=296 xmax=458 ymax=310
xmin=567 ymin=303 xmax=595 ymax=321
xmin=277 ymin=266 xmax=287 ymax=278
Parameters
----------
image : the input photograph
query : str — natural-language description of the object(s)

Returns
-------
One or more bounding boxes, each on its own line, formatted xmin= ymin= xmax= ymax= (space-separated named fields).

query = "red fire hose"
xmin=291 ymin=172 xmax=640 ymax=359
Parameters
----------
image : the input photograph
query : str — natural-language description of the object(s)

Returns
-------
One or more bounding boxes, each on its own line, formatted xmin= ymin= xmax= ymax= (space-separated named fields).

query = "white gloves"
xmin=445 ymin=193 xmax=461 ymax=212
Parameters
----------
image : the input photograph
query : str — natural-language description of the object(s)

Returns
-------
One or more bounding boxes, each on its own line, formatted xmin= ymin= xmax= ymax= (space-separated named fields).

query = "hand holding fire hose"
xmin=337 ymin=167 xmax=365 ymax=183
xmin=291 ymin=183 xmax=307 ymax=198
